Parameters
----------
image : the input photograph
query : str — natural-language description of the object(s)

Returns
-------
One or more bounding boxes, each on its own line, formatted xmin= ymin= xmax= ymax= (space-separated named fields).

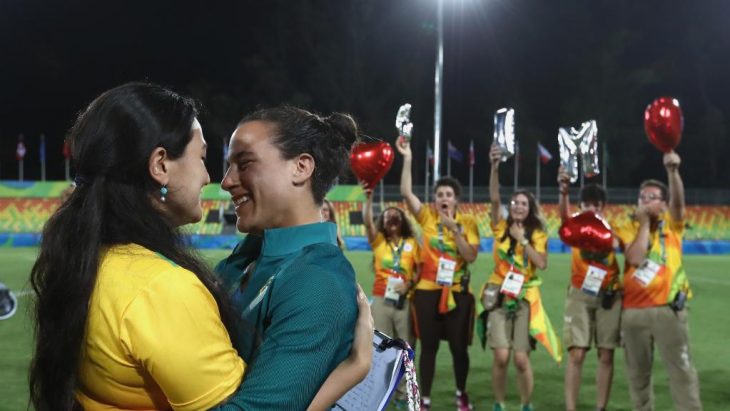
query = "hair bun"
xmin=325 ymin=112 xmax=359 ymax=148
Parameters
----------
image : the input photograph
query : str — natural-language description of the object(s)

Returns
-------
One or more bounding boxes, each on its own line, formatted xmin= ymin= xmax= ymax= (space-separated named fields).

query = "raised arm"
xmin=396 ymin=137 xmax=423 ymax=216
xmin=489 ymin=143 xmax=502 ymax=223
xmin=307 ymin=285 xmax=373 ymax=411
xmin=664 ymin=150 xmax=685 ymax=222
xmin=362 ymin=190 xmax=378 ymax=244
xmin=557 ymin=165 xmax=571 ymax=222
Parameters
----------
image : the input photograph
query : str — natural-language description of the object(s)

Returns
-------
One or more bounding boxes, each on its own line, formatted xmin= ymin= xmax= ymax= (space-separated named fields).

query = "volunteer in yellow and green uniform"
xmin=557 ymin=171 xmax=622 ymax=411
xmin=484 ymin=143 xmax=561 ymax=411
xmin=614 ymin=150 xmax=702 ymax=411
xmin=363 ymin=191 xmax=420 ymax=409
xmin=396 ymin=137 xmax=479 ymax=411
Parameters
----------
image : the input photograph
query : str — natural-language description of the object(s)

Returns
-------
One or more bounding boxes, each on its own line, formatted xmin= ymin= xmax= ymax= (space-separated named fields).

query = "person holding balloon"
xmin=484 ymin=143 xmax=561 ymax=411
xmin=396 ymin=136 xmax=479 ymax=411
xmin=362 ymin=190 xmax=420 ymax=408
xmin=556 ymin=175 xmax=622 ymax=411
xmin=612 ymin=97 xmax=702 ymax=411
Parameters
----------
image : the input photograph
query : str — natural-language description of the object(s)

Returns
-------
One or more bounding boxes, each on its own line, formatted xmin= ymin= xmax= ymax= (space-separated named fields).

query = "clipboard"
xmin=331 ymin=330 xmax=415 ymax=411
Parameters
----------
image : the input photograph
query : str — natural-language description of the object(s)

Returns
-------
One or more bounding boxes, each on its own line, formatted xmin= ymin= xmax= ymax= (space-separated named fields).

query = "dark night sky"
xmin=1 ymin=0 xmax=729 ymax=188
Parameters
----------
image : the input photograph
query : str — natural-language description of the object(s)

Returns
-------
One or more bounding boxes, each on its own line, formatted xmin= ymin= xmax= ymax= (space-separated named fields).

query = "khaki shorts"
xmin=371 ymin=296 xmax=413 ymax=344
xmin=487 ymin=299 xmax=534 ymax=352
xmin=563 ymin=286 xmax=622 ymax=350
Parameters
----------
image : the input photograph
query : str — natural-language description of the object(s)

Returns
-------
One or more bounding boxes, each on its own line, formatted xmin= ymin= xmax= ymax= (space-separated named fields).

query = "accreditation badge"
xmin=634 ymin=259 xmax=661 ymax=287
xmin=436 ymin=256 xmax=457 ymax=286
xmin=403 ymin=242 xmax=413 ymax=253
xmin=581 ymin=264 xmax=608 ymax=296
xmin=384 ymin=273 xmax=404 ymax=303
xmin=500 ymin=271 xmax=525 ymax=298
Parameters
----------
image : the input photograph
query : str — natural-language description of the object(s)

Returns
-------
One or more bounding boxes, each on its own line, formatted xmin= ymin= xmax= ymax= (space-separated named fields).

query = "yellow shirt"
xmin=614 ymin=212 xmax=691 ymax=308
xmin=415 ymin=206 xmax=480 ymax=292
xmin=76 ymin=244 xmax=244 ymax=411
xmin=371 ymin=233 xmax=421 ymax=296
xmin=488 ymin=219 xmax=548 ymax=285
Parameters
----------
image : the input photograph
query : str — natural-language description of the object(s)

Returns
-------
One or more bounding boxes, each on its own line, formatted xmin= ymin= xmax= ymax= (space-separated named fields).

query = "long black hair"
xmin=500 ymin=189 xmax=546 ymax=249
xmin=376 ymin=206 xmax=415 ymax=240
xmin=29 ymin=83 xmax=239 ymax=410
xmin=240 ymin=106 xmax=360 ymax=204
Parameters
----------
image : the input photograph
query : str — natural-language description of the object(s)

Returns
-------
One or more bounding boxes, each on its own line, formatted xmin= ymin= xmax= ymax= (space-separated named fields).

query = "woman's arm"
xmin=489 ymin=143 xmax=502 ymax=224
xmin=363 ymin=191 xmax=378 ymax=244
xmin=557 ymin=165 xmax=571 ymax=222
xmin=438 ymin=210 xmax=478 ymax=263
xmin=509 ymin=223 xmax=548 ymax=270
xmin=396 ymin=137 xmax=423 ymax=216
xmin=307 ymin=284 xmax=374 ymax=411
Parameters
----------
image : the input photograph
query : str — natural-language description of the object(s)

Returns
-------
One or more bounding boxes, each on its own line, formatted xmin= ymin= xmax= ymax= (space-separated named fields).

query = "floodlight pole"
xmin=433 ymin=0 xmax=444 ymax=182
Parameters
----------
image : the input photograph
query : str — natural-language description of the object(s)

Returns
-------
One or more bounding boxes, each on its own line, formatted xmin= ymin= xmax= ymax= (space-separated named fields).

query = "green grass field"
xmin=1 ymin=248 xmax=728 ymax=411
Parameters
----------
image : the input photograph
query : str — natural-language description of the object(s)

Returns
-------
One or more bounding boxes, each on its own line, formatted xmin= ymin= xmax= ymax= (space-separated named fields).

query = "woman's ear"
xmin=292 ymin=153 xmax=315 ymax=186
xmin=148 ymin=146 xmax=170 ymax=186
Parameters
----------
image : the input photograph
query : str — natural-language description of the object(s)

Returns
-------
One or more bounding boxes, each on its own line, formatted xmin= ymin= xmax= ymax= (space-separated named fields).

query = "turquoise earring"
xmin=160 ymin=185 xmax=168 ymax=202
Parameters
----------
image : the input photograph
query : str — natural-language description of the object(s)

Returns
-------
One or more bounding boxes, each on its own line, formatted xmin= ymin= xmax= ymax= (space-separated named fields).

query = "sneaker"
xmin=456 ymin=392 xmax=475 ymax=411
xmin=493 ymin=403 xmax=506 ymax=411
xmin=520 ymin=404 xmax=534 ymax=411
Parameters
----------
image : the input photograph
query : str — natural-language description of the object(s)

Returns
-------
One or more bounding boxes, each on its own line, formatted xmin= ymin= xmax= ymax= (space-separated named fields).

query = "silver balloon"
xmin=493 ymin=108 xmax=515 ymax=162
xmin=558 ymin=127 xmax=580 ymax=183
xmin=395 ymin=103 xmax=413 ymax=141
xmin=557 ymin=120 xmax=599 ymax=184
xmin=0 ymin=282 xmax=18 ymax=321
xmin=579 ymin=120 xmax=600 ymax=178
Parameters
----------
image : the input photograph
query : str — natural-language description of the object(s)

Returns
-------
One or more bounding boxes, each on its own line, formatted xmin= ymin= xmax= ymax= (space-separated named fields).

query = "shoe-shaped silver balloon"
xmin=0 ymin=282 xmax=18 ymax=320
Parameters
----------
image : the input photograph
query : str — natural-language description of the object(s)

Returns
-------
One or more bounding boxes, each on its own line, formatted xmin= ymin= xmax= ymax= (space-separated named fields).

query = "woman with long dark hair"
xmin=29 ymin=83 xmax=372 ymax=411
xmin=484 ymin=143 xmax=560 ymax=411
xmin=363 ymin=193 xmax=420 ymax=408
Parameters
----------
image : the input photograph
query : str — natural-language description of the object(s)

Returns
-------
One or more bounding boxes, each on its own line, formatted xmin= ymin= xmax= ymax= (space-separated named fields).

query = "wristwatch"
xmin=519 ymin=238 xmax=529 ymax=247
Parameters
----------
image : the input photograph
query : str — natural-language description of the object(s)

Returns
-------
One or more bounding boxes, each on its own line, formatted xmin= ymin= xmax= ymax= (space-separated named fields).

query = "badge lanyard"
xmin=437 ymin=223 xmax=447 ymax=255
xmin=388 ymin=238 xmax=405 ymax=275
xmin=506 ymin=241 xmax=529 ymax=272
xmin=648 ymin=220 xmax=667 ymax=263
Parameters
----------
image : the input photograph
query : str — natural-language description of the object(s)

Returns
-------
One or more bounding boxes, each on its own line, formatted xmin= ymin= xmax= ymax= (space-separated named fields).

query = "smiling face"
xmin=164 ymin=119 xmax=210 ymax=226
xmin=434 ymin=185 xmax=458 ymax=217
xmin=221 ymin=120 xmax=302 ymax=234
xmin=509 ymin=193 xmax=530 ymax=222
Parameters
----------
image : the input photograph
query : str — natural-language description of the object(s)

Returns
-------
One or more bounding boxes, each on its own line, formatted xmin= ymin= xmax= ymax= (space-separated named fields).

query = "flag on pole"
xmin=16 ymin=137 xmax=26 ymax=161
xmin=39 ymin=134 xmax=47 ymax=181
xmin=427 ymin=144 xmax=434 ymax=165
xmin=63 ymin=139 xmax=71 ymax=158
xmin=39 ymin=134 xmax=46 ymax=163
xmin=447 ymin=141 xmax=463 ymax=163
xmin=469 ymin=140 xmax=475 ymax=167
xmin=537 ymin=143 xmax=553 ymax=164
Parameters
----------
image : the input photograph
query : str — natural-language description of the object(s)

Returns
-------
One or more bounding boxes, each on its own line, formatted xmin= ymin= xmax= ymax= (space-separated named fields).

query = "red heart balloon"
xmin=350 ymin=141 xmax=395 ymax=190
xmin=644 ymin=96 xmax=683 ymax=153
xmin=559 ymin=211 xmax=613 ymax=253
